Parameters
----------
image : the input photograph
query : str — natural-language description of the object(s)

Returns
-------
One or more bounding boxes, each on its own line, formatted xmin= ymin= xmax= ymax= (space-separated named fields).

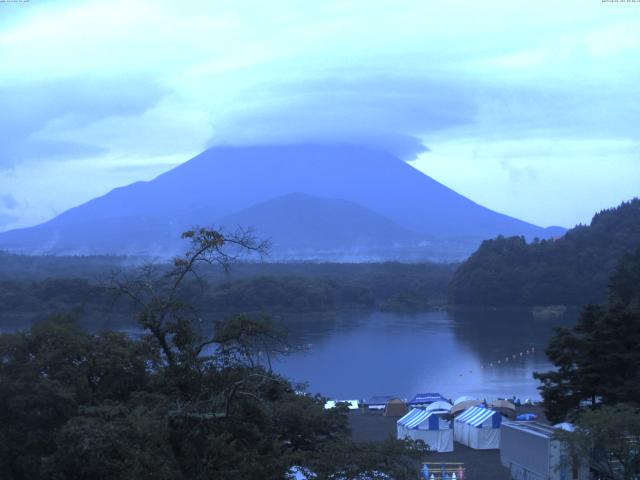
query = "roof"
xmin=455 ymin=406 xmax=500 ymax=427
xmin=501 ymin=421 xmax=558 ymax=438
xmin=408 ymin=392 xmax=448 ymax=405
xmin=425 ymin=400 xmax=453 ymax=412
xmin=453 ymin=395 xmax=478 ymax=405
xmin=397 ymin=408 xmax=444 ymax=430
xmin=367 ymin=395 xmax=396 ymax=405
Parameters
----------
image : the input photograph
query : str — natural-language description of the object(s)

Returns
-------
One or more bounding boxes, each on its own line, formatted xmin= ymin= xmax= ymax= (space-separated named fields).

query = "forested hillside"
xmin=0 ymin=257 xmax=456 ymax=331
xmin=534 ymin=246 xmax=640 ymax=422
xmin=449 ymin=199 xmax=640 ymax=306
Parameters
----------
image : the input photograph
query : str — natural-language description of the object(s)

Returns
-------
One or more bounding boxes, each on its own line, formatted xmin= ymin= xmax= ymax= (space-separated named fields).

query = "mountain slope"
xmin=0 ymin=144 xmax=564 ymax=258
xmin=219 ymin=192 xmax=418 ymax=252
xmin=448 ymin=198 xmax=640 ymax=306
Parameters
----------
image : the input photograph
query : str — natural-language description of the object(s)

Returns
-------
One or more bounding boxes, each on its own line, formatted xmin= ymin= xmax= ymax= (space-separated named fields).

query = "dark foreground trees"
xmin=0 ymin=228 xmax=425 ymax=480
xmin=557 ymin=405 xmax=640 ymax=480
xmin=535 ymin=247 xmax=640 ymax=479
xmin=534 ymin=246 xmax=640 ymax=423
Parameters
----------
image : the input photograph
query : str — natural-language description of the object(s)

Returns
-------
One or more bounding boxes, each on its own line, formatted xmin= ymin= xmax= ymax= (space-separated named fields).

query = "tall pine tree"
xmin=535 ymin=247 xmax=640 ymax=422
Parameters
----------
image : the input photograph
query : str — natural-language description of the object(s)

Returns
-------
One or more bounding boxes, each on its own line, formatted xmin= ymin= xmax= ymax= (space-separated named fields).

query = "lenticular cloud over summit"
xmin=0 ymin=0 xmax=639 ymax=231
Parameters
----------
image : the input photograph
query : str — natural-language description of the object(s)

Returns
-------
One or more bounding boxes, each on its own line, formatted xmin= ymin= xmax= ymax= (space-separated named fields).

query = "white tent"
xmin=324 ymin=400 xmax=359 ymax=410
xmin=454 ymin=406 xmax=501 ymax=449
xmin=453 ymin=395 xmax=477 ymax=405
xmin=397 ymin=408 xmax=453 ymax=452
xmin=553 ymin=422 xmax=576 ymax=432
xmin=425 ymin=400 xmax=453 ymax=413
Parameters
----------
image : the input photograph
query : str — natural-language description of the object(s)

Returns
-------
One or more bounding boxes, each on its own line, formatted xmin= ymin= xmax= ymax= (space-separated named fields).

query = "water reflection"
xmin=1 ymin=307 xmax=579 ymax=402
xmin=272 ymin=309 xmax=579 ymax=401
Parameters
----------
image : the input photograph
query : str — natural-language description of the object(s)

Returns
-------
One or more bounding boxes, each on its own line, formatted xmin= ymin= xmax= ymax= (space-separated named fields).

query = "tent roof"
xmin=455 ymin=406 xmax=499 ymax=427
xmin=451 ymin=400 xmax=482 ymax=415
xmin=490 ymin=399 xmax=516 ymax=410
xmin=554 ymin=422 xmax=576 ymax=432
xmin=425 ymin=400 xmax=453 ymax=412
xmin=397 ymin=408 xmax=443 ymax=429
xmin=453 ymin=395 xmax=478 ymax=405
xmin=408 ymin=392 xmax=447 ymax=405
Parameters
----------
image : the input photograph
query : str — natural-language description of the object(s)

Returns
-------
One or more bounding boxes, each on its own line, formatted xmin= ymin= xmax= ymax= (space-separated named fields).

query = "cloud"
xmin=0 ymin=76 xmax=165 ymax=168
xmin=3 ymin=0 xmax=635 ymax=169
xmin=0 ymin=0 xmax=639 ymax=227
xmin=1 ymin=194 xmax=18 ymax=210
xmin=200 ymin=69 xmax=475 ymax=160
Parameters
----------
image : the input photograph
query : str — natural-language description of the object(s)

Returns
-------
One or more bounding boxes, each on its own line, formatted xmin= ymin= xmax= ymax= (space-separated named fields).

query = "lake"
xmin=272 ymin=308 xmax=578 ymax=402
xmin=0 ymin=306 xmax=578 ymax=403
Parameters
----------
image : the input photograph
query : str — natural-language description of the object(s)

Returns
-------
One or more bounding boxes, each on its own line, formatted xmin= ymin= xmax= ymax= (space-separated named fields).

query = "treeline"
xmin=0 ymin=261 xmax=456 ymax=329
xmin=534 ymin=247 xmax=640 ymax=479
xmin=0 ymin=251 xmax=130 ymax=280
xmin=449 ymin=199 xmax=640 ymax=306
xmin=535 ymin=246 xmax=640 ymax=422
xmin=0 ymin=228 xmax=426 ymax=479
xmin=0 ymin=318 xmax=424 ymax=480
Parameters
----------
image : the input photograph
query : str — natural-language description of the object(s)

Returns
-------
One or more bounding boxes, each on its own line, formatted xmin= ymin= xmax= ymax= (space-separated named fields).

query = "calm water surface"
xmin=1 ymin=307 xmax=577 ymax=402
xmin=272 ymin=309 xmax=578 ymax=402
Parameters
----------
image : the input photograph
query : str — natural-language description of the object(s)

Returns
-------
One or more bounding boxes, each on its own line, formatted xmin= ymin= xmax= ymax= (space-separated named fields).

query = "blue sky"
xmin=0 ymin=0 xmax=638 ymax=231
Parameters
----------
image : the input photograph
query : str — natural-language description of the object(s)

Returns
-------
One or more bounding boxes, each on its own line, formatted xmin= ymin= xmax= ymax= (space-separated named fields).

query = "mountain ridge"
xmin=448 ymin=198 xmax=640 ymax=305
xmin=0 ymin=144 xmax=565 ymax=259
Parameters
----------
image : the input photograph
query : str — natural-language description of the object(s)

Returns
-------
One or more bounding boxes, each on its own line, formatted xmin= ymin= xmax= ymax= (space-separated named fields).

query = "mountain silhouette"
xmin=0 ymin=144 xmax=564 ymax=259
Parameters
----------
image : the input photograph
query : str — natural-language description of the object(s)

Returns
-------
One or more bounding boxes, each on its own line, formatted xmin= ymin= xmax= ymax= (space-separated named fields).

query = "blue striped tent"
xmin=454 ymin=406 xmax=501 ymax=449
xmin=397 ymin=409 xmax=453 ymax=452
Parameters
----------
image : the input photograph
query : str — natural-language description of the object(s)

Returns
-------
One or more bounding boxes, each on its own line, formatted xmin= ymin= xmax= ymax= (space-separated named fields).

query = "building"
xmin=367 ymin=395 xmax=397 ymax=410
xmin=500 ymin=421 xmax=589 ymax=480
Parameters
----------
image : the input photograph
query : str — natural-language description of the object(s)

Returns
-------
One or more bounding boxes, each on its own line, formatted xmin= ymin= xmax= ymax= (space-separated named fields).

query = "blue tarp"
xmin=408 ymin=392 xmax=448 ymax=405
xmin=516 ymin=413 xmax=537 ymax=421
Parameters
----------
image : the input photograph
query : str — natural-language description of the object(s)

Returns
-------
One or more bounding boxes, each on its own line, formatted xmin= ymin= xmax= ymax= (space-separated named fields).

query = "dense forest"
xmin=534 ymin=247 xmax=640 ymax=479
xmin=534 ymin=246 xmax=640 ymax=422
xmin=0 ymin=253 xmax=456 ymax=332
xmin=448 ymin=199 xmax=640 ymax=306
xmin=0 ymin=230 xmax=426 ymax=479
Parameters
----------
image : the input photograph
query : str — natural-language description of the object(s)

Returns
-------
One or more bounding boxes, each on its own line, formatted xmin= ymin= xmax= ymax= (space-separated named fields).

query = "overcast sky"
xmin=1 ymin=0 xmax=639 ymax=231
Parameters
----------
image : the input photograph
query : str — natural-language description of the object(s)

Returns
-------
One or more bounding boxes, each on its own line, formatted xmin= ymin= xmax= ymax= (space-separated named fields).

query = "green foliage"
xmin=0 ymin=315 xmax=155 ymax=479
xmin=306 ymin=437 xmax=427 ymax=479
xmin=0 ymin=229 xmax=425 ymax=479
xmin=557 ymin=405 xmax=640 ymax=480
xmin=0 ymin=314 xmax=422 ymax=480
xmin=449 ymin=199 xmax=640 ymax=306
xmin=0 ymin=262 xmax=455 ymax=330
xmin=534 ymin=247 xmax=640 ymax=422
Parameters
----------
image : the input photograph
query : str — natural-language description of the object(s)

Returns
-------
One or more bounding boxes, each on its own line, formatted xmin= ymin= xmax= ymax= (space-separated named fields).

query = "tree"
xmin=556 ymin=405 xmax=640 ymax=480
xmin=0 ymin=227 xmax=426 ymax=479
xmin=535 ymin=246 xmax=640 ymax=422
xmin=111 ymin=227 xmax=269 ymax=372
xmin=0 ymin=315 xmax=154 ymax=480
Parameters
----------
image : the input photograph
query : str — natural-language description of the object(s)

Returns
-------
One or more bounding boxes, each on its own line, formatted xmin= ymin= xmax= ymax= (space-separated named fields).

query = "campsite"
xmin=2 ymin=1 xmax=640 ymax=478
xmin=325 ymin=393 xmax=578 ymax=480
